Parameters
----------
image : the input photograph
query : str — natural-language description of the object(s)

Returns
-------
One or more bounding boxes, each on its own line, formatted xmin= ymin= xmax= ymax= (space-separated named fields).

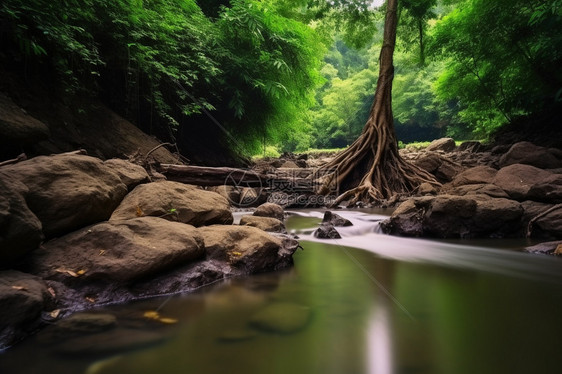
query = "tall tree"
xmin=318 ymin=0 xmax=437 ymax=205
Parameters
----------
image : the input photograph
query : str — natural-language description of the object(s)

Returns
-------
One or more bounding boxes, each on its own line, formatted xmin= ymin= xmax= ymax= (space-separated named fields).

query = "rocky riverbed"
xmin=0 ymin=153 xmax=298 ymax=350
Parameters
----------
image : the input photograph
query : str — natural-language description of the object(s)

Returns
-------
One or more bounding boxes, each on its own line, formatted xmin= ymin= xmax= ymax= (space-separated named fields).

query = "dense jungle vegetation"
xmin=0 ymin=0 xmax=560 ymax=158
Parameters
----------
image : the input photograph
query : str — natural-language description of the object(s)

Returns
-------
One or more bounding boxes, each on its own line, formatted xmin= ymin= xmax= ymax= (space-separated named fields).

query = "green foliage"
xmin=431 ymin=0 xmax=562 ymax=137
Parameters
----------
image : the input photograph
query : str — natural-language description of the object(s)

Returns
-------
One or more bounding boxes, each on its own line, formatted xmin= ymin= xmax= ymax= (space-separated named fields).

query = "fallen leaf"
xmin=143 ymin=311 xmax=160 ymax=320
xmin=136 ymin=206 xmax=144 ymax=217
xmin=66 ymin=270 xmax=78 ymax=277
xmin=232 ymin=251 xmax=242 ymax=256
xmin=47 ymin=287 xmax=56 ymax=298
xmin=76 ymin=269 xmax=87 ymax=276
xmin=99 ymin=249 xmax=106 ymax=256
xmin=49 ymin=309 xmax=61 ymax=319
xmin=158 ymin=317 xmax=178 ymax=324
xmin=11 ymin=285 xmax=28 ymax=291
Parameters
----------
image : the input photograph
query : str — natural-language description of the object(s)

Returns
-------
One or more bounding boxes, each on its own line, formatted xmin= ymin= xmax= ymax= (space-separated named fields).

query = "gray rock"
xmin=525 ymin=241 xmax=562 ymax=255
xmin=313 ymin=223 xmax=342 ymax=239
xmin=322 ymin=211 xmax=352 ymax=227
xmin=110 ymin=181 xmax=233 ymax=226
xmin=2 ymin=154 xmax=128 ymax=238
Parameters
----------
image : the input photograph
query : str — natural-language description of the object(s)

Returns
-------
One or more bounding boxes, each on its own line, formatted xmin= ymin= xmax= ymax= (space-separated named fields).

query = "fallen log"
xmin=157 ymin=164 xmax=267 ymax=187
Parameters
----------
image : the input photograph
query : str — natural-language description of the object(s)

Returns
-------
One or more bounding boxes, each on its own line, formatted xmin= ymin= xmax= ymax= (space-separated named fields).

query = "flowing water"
xmin=2 ymin=210 xmax=562 ymax=374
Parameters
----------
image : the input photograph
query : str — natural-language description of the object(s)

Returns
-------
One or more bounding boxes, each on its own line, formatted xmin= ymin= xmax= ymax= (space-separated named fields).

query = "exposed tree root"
xmin=315 ymin=0 xmax=439 ymax=207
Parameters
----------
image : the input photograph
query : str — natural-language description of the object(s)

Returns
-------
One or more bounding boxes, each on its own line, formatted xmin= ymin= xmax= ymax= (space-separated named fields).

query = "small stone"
xmin=313 ymin=223 xmax=341 ymax=239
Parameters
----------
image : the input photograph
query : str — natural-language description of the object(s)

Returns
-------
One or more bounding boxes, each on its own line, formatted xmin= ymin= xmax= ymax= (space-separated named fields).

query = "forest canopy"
xmin=0 ymin=0 xmax=560 ymax=160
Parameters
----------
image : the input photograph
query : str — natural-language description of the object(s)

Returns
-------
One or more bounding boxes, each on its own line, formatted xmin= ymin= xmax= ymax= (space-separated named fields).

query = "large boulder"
xmin=499 ymin=141 xmax=562 ymax=169
xmin=426 ymin=137 xmax=456 ymax=152
xmin=492 ymin=164 xmax=561 ymax=202
xmin=2 ymin=154 xmax=128 ymax=238
xmin=451 ymin=166 xmax=498 ymax=187
xmin=381 ymin=195 xmax=523 ymax=238
xmin=445 ymin=183 xmax=510 ymax=199
xmin=0 ymin=176 xmax=43 ymax=264
xmin=110 ymin=181 xmax=233 ymax=226
xmin=0 ymin=270 xmax=54 ymax=349
xmin=25 ymin=217 xmax=205 ymax=284
xmin=239 ymin=216 xmax=286 ymax=233
xmin=103 ymin=159 xmax=150 ymax=190
xmin=199 ymin=225 xmax=298 ymax=273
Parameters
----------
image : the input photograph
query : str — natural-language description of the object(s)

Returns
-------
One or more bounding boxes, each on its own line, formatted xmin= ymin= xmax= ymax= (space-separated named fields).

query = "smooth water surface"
xmin=2 ymin=210 xmax=562 ymax=374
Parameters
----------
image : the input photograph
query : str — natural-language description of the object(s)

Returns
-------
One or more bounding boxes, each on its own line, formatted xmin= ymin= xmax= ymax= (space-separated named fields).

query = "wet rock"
xmin=314 ymin=223 xmax=342 ymax=239
xmin=451 ymin=166 xmax=498 ymax=187
xmin=322 ymin=211 xmax=352 ymax=227
xmin=0 ymin=270 xmax=54 ymax=349
xmin=525 ymin=204 xmax=562 ymax=239
xmin=199 ymin=225 xmax=298 ymax=273
xmin=499 ymin=141 xmax=562 ymax=169
xmin=2 ymin=154 xmax=128 ymax=238
xmin=381 ymin=195 xmax=523 ymax=238
xmin=25 ymin=217 xmax=205 ymax=284
xmin=253 ymin=202 xmax=285 ymax=221
xmin=426 ymin=137 xmax=456 ymax=152
xmin=103 ymin=159 xmax=150 ymax=190
xmin=525 ymin=241 xmax=562 ymax=255
xmin=239 ymin=215 xmax=287 ymax=233
xmin=45 ymin=313 xmax=117 ymax=339
xmin=110 ymin=181 xmax=233 ymax=226
xmin=0 ymin=176 xmax=43 ymax=264
xmin=249 ymin=303 xmax=311 ymax=334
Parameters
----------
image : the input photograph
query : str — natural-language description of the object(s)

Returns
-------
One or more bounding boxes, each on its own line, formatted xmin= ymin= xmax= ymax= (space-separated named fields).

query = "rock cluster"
xmin=0 ymin=154 xmax=298 ymax=350
xmin=382 ymin=141 xmax=562 ymax=239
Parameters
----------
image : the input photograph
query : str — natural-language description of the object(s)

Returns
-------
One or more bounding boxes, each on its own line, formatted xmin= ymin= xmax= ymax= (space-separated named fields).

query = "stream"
xmin=2 ymin=210 xmax=562 ymax=374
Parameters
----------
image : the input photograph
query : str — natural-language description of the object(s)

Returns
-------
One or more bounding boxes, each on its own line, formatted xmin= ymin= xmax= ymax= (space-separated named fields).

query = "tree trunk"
xmin=317 ymin=0 xmax=438 ymax=206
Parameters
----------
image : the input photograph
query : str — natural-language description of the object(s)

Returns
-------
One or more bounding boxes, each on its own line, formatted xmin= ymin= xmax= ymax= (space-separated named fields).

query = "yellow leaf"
xmin=158 ymin=317 xmax=178 ymax=324
xmin=232 ymin=251 xmax=242 ymax=256
xmin=76 ymin=269 xmax=86 ymax=276
xmin=11 ymin=285 xmax=28 ymax=291
xmin=50 ymin=309 xmax=61 ymax=318
xmin=66 ymin=270 xmax=78 ymax=277
xmin=99 ymin=249 xmax=106 ymax=256
xmin=136 ymin=206 xmax=144 ymax=217
xmin=143 ymin=311 xmax=160 ymax=320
